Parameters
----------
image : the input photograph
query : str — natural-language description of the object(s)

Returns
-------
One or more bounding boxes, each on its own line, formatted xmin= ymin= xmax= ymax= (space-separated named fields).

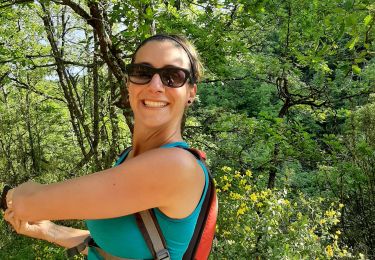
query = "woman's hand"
xmin=3 ymin=209 xmax=55 ymax=242
xmin=8 ymin=181 xmax=44 ymax=202
xmin=6 ymin=181 xmax=44 ymax=220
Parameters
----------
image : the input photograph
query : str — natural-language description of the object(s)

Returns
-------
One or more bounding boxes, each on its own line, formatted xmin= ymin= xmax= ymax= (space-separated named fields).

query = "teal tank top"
xmin=85 ymin=142 xmax=209 ymax=260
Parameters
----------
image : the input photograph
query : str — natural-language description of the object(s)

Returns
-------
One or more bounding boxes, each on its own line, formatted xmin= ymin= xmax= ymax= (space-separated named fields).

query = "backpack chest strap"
xmin=66 ymin=236 xmax=142 ymax=260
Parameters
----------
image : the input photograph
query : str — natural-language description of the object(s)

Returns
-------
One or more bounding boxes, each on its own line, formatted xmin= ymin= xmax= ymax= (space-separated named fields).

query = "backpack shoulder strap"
xmin=182 ymin=148 xmax=217 ymax=260
xmin=135 ymin=210 xmax=171 ymax=260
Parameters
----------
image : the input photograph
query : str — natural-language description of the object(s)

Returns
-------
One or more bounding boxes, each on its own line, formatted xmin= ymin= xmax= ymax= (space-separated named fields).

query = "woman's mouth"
xmin=143 ymin=100 xmax=168 ymax=108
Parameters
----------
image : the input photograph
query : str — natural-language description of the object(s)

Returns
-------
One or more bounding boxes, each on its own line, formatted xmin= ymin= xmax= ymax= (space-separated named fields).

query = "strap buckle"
xmin=66 ymin=236 xmax=92 ymax=259
xmin=156 ymin=249 xmax=170 ymax=260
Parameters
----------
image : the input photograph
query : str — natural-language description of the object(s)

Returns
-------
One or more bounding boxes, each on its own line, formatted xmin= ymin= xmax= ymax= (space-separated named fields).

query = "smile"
xmin=143 ymin=100 xmax=169 ymax=108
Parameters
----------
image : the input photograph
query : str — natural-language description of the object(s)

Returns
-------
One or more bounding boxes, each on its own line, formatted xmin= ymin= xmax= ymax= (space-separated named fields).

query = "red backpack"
xmin=67 ymin=147 xmax=218 ymax=260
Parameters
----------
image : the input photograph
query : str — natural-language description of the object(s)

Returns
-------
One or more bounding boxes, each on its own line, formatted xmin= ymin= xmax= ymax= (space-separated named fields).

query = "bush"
xmin=212 ymin=166 xmax=355 ymax=259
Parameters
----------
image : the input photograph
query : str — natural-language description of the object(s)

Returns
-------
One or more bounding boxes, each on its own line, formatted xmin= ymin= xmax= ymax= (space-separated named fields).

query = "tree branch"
xmin=50 ymin=0 xmax=91 ymax=22
xmin=201 ymin=74 xmax=275 ymax=85
xmin=8 ymin=76 xmax=66 ymax=103
xmin=0 ymin=0 xmax=32 ymax=9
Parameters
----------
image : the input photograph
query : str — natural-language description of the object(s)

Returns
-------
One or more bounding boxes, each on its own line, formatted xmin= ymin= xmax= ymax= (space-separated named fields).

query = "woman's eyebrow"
xmin=137 ymin=62 xmax=152 ymax=66
xmin=135 ymin=62 xmax=187 ymax=70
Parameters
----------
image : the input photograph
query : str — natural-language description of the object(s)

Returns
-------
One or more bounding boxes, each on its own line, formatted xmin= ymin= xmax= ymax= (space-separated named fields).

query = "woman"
xmin=3 ymin=34 xmax=208 ymax=259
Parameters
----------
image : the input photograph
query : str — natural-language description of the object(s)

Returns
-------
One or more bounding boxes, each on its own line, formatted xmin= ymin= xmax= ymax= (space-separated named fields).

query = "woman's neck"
xmin=131 ymin=122 xmax=183 ymax=157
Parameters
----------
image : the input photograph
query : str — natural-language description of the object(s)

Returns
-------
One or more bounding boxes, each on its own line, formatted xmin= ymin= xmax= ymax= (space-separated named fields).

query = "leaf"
xmin=352 ymin=64 xmax=361 ymax=74
xmin=364 ymin=14 xmax=373 ymax=26
xmin=145 ymin=6 xmax=154 ymax=19
xmin=347 ymin=36 xmax=359 ymax=50
xmin=354 ymin=58 xmax=365 ymax=63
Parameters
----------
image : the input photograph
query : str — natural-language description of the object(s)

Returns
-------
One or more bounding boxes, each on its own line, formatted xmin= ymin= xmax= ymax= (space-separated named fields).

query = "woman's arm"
xmin=8 ymin=147 xmax=205 ymax=222
xmin=3 ymin=209 xmax=90 ymax=253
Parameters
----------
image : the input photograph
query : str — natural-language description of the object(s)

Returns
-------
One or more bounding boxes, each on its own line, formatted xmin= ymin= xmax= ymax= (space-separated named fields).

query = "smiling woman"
xmin=3 ymin=34 xmax=211 ymax=260
xmin=126 ymin=37 xmax=200 ymax=137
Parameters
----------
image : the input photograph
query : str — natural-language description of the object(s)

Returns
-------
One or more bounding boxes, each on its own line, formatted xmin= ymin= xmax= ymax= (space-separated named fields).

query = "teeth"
xmin=144 ymin=100 xmax=168 ymax=108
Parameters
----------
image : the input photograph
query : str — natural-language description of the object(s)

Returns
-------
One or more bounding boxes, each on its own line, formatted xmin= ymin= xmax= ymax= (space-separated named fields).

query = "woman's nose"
xmin=148 ymin=73 xmax=165 ymax=92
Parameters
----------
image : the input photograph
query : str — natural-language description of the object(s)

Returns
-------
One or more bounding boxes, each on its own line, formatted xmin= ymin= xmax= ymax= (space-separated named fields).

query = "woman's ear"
xmin=187 ymin=84 xmax=197 ymax=106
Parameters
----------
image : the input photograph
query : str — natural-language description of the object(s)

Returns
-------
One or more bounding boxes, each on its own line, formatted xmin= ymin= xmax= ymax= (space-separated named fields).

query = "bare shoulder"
xmin=124 ymin=147 xmax=203 ymax=180
xmin=117 ymin=147 xmax=206 ymax=218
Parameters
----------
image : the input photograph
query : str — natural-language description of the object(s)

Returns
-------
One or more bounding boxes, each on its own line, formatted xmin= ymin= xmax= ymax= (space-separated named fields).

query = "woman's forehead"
xmin=134 ymin=41 xmax=190 ymax=68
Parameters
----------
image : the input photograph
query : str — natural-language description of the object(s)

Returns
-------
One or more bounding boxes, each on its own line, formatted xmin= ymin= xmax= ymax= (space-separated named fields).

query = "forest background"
xmin=0 ymin=0 xmax=374 ymax=259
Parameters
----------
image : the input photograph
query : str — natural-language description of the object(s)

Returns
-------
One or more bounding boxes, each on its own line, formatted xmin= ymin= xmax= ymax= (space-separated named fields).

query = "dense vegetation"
xmin=0 ymin=0 xmax=374 ymax=259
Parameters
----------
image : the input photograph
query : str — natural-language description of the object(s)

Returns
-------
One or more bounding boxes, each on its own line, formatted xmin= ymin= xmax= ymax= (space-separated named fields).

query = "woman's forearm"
xmin=4 ymin=209 xmax=90 ymax=255
xmin=44 ymin=222 xmax=90 ymax=251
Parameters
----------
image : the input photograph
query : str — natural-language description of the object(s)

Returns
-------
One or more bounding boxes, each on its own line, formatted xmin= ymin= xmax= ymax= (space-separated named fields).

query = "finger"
xmin=6 ymin=189 xmax=14 ymax=209
xmin=3 ymin=209 xmax=14 ymax=222
xmin=3 ymin=210 xmax=17 ymax=232
xmin=14 ymin=218 xmax=21 ymax=232
xmin=3 ymin=209 xmax=9 ymax=221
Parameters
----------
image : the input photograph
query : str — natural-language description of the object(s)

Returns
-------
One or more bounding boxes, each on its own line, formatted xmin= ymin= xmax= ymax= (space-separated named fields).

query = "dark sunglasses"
xmin=126 ymin=64 xmax=192 ymax=88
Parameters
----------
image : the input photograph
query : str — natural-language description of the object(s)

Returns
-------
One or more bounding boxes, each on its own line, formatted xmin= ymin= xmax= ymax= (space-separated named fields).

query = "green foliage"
xmin=1 ymin=0 xmax=375 ymax=258
xmin=213 ymin=166 xmax=353 ymax=259
xmin=0 ymin=218 xmax=67 ymax=259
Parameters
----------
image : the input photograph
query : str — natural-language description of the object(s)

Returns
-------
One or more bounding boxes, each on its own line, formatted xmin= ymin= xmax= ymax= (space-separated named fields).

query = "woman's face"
xmin=128 ymin=40 xmax=196 ymax=129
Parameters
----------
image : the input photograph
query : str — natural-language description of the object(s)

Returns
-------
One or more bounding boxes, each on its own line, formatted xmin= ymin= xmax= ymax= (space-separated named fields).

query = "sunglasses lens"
xmin=161 ymin=68 xmax=188 ymax=88
xmin=127 ymin=64 xmax=153 ymax=84
xmin=127 ymin=64 xmax=190 ymax=88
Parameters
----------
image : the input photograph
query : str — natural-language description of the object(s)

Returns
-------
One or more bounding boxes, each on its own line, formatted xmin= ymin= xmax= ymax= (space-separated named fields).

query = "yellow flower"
xmin=223 ymin=230 xmax=231 ymax=237
xmin=320 ymin=219 xmax=326 ymax=225
xmin=237 ymin=207 xmax=246 ymax=216
xmin=339 ymin=203 xmax=344 ymax=208
xmin=244 ymin=226 xmax=251 ymax=232
xmin=326 ymin=245 xmax=333 ymax=257
xmin=240 ymin=179 xmax=247 ymax=186
xmin=261 ymin=190 xmax=270 ymax=198
xmin=230 ymin=192 xmax=242 ymax=200
xmin=297 ymin=212 xmax=302 ymax=220
xmin=256 ymin=202 xmax=263 ymax=207
xmin=250 ymin=193 xmax=258 ymax=202
xmin=221 ymin=166 xmax=232 ymax=173
xmin=336 ymin=230 xmax=341 ymax=235
xmin=245 ymin=170 xmax=252 ymax=177
xmin=245 ymin=185 xmax=251 ymax=191
xmin=222 ymin=183 xmax=231 ymax=191
xmin=237 ymin=203 xmax=248 ymax=217
xmin=234 ymin=171 xmax=241 ymax=178
xmin=325 ymin=210 xmax=336 ymax=218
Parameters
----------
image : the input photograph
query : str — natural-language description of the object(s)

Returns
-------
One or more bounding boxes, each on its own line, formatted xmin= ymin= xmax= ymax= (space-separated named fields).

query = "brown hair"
xmin=130 ymin=34 xmax=204 ymax=84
